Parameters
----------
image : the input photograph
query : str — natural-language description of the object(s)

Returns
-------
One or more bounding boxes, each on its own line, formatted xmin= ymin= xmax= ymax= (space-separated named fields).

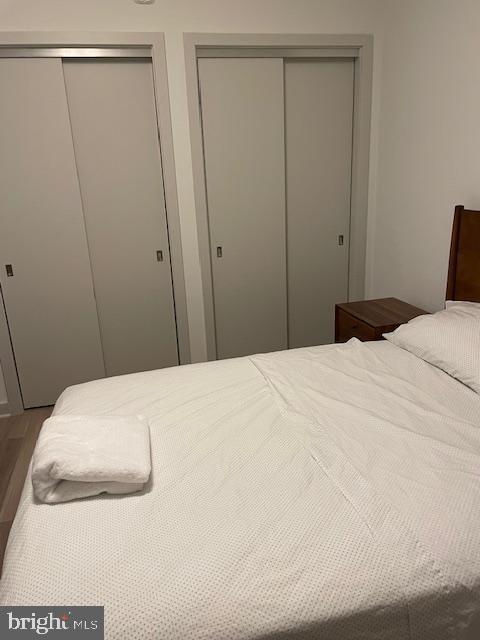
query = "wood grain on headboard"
xmin=446 ymin=205 xmax=480 ymax=302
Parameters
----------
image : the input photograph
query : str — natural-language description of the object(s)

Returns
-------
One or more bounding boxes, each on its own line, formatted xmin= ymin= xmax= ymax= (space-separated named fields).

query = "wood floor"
xmin=0 ymin=406 xmax=52 ymax=571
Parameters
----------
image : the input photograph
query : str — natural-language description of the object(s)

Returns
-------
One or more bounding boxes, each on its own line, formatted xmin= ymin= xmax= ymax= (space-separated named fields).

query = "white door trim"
xmin=0 ymin=284 xmax=22 ymax=415
xmin=0 ymin=31 xmax=191 ymax=414
xmin=184 ymin=33 xmax=373 ymax=361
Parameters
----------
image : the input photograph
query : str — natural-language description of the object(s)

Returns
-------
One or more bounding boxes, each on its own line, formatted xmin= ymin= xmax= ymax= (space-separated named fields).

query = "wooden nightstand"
xmin=335 ymin=297 xmax=427 ymax=343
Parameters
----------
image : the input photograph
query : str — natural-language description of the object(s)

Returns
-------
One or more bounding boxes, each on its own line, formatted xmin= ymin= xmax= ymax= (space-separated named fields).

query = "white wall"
xmin=370 ymin=0 xmax=480 ymax=311
xmin=0 ymin=0 xmax=385 ymax=405
xmin=2 ymin=0 xmax=479 ymax=409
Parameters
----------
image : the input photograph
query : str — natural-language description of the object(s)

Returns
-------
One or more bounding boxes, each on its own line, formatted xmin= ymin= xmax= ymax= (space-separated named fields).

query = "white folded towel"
xmin=32 ymin=414 xmax=151 ymax=504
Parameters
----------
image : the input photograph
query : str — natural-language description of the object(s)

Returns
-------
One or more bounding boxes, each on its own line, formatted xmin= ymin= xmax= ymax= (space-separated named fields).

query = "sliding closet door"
xmin=285 ymin=59 xmax=354 ymax=347
xmin=63 ymin=60 xmax=178 ymax=376
xmin=198 ymin=58 xmax=287 ymax=359
xmin=0 ymin=59 xmax=105 ymax=408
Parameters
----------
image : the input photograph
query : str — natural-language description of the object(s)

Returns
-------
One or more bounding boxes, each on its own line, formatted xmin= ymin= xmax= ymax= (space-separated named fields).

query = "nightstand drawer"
xmin=335 ymin=307 xmax=377 ymax=343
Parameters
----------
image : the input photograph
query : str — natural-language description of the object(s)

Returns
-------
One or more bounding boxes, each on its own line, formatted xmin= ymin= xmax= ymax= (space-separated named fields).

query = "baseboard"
xmin=0 ymin=399 xmax=23 ymax=418
xmin=0 ymin=401 xmax=11 ymax=418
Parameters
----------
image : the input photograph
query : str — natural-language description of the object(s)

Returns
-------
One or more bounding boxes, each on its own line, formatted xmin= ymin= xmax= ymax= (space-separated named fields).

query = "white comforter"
xmin=2 ymin=339 xmax=480 ymax=639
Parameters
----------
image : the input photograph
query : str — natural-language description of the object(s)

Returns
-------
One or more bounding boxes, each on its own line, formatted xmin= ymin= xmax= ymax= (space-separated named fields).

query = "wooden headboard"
xmin=446 ymin=205 xmax=480 ymax=302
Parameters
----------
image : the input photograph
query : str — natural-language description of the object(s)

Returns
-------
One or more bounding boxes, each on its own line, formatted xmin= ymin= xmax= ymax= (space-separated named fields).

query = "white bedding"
xmin=1 ymin=339 xmax=480 ymax=639
xmin=32 ymin=414 xmax=151 ymax=503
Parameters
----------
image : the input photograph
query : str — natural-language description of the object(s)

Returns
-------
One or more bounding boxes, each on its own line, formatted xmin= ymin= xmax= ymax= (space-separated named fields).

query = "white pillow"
xmin=445 ymin=300 xmax=480 ymax=310
xmin=384 ymin=303 xmax=480 ymax=394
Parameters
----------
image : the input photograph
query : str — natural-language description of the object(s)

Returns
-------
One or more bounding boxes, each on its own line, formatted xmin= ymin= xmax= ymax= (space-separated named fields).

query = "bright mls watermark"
xmin=0 ymin=607 xmax=104 ymax=638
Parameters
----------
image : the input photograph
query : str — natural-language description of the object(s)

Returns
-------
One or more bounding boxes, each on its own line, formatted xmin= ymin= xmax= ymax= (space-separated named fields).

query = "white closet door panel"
xmin=199 ymin=58 xmax=287 ymax=359
xmin=63 ymin=60 xmax=178 ymax=377
xmin=0 ymin=58 xmax=105 ymax=408
xmin=285 ymin=59 xmax=354 ymax=347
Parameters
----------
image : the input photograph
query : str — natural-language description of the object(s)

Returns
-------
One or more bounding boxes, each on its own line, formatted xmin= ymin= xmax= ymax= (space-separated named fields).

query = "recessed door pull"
xmin=338 ymin=235 xmax=344 ymax=246
xmin=156 ymin=250 xmax=164 ymax=262
xmin=5 ymin=264 xmax=13 ymax=277
xmin=216 ymin=246 xmax=223 ymax=258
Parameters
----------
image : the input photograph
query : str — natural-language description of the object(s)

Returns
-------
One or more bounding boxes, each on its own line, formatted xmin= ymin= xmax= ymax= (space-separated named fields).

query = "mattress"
xmin=1 ymin=338 xmax=480 ymax=639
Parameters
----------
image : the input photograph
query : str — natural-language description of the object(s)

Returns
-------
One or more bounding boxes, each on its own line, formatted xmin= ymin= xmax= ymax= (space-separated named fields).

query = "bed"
xmin=1 ymin=206 xmax=480 ymax=639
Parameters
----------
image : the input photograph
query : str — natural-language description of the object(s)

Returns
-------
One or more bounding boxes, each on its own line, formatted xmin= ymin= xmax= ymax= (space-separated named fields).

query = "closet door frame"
xmin=185 ymin=33 xmax=373 ymax=361
xmin=0 ymin=32 xmax=190 ymax=415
